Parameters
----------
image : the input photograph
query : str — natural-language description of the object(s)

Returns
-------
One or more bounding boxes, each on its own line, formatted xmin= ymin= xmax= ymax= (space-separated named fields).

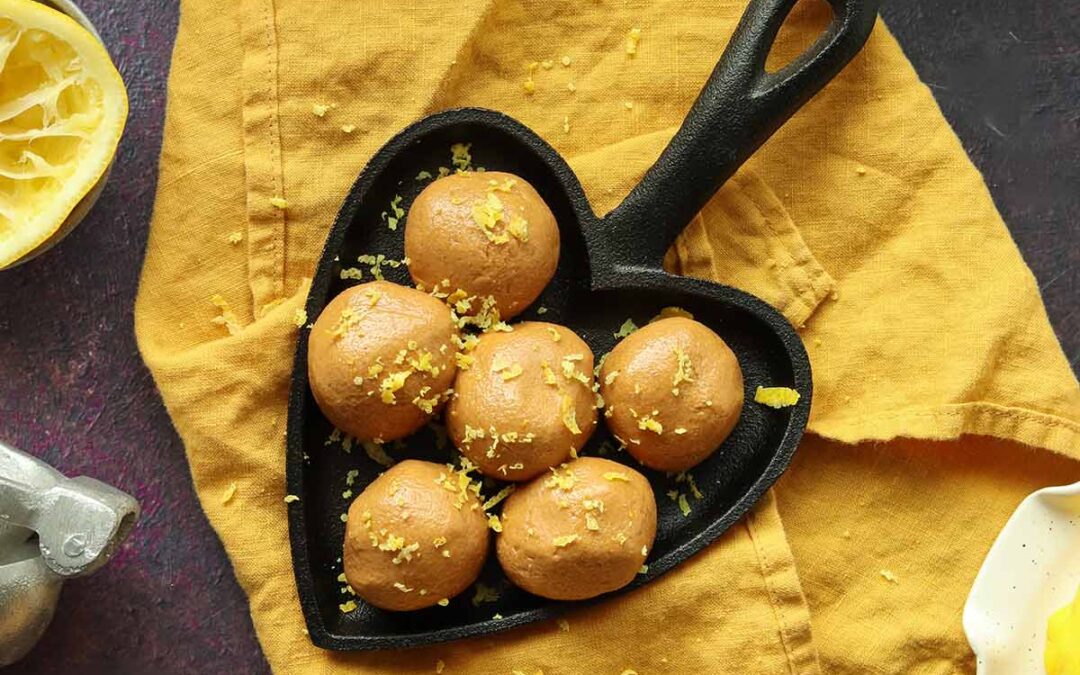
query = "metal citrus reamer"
xmin=0 ymin=440 xmax=139 ymax=665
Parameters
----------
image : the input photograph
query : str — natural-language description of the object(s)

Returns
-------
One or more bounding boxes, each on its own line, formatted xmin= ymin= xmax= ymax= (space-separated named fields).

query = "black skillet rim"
xmin=285 ymin=107 xmax=813 ymax=651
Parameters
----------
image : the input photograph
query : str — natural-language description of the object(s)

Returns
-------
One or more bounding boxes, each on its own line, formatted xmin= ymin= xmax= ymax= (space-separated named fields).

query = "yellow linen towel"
xmin=135 ymin=0 xmax=1080 ymax=672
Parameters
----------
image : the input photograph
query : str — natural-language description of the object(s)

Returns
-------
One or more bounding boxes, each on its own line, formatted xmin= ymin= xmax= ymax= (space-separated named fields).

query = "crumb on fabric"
xmin=311 ymin=103 xmax=332 ymax=117
xmin=269 ymin=196 xmax=288 ymax=209
xmin=227 ymin=231 xmax=243 ymax=245
xmin=880 ymin=569 xmax=899 ymax=584
xmin=293 ymin=308 xmax=307 ymax=328
xmin=341 ymin=124 xmax=356 ymax=133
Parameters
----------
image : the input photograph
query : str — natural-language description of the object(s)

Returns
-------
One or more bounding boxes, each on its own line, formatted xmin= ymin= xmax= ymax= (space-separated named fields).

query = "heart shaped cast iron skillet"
xmin=287 ymin=0 xmax=879 ymax=651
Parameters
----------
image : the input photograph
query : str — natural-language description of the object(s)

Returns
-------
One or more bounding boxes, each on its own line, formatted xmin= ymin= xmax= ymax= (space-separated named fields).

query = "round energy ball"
xmin=307 ymin=280 xmax=458 ymax=442
xmin=404 ymin=171 xmax=559 ymax=320
xmin=600 ymin=317 xmax=743 ymax=472
xmin=447 ymin=322 xmax=598 ymax=481
xmin=496 ymin=457 xmax=656 ymax=601
xmin=343 ymin=460 xmax=489 ymax=611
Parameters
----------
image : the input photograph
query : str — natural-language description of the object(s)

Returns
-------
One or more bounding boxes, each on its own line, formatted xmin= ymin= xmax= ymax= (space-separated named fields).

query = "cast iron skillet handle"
xmin=599 ymin=0 xmax=880 ymax=270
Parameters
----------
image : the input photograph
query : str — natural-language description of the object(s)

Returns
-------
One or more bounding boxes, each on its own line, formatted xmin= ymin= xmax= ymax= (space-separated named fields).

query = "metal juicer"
xmin=0 ymin=440 xmax=139 ymax=665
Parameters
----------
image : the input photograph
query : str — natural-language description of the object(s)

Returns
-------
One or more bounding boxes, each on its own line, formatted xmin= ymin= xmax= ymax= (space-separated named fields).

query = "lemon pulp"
xmin=1046 ymin=583 xmax=1080 ymax=675
xmin=0 ymin=0 xmax=127 ymax=268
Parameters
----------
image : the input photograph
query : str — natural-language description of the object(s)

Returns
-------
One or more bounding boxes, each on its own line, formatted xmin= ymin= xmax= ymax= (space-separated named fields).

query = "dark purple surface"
xmin=0 ymin=0 xmax=1075 ymax=672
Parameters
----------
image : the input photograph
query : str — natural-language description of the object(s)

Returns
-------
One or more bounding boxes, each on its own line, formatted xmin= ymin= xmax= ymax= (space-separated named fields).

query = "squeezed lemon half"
xmin=0 ymin=0 xmax=127 ymax=268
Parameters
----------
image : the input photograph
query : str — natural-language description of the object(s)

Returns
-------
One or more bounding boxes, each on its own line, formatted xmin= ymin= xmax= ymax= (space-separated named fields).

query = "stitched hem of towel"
xmin=745 ymin=490 xmax=822 ymax=675
xmin=810 ymin=402 xmax=1080 ymax=461
xmin=239 ymin=0 xmax=286 ymax=313
xmin=670 ymin=167 xmax=836 ymax=328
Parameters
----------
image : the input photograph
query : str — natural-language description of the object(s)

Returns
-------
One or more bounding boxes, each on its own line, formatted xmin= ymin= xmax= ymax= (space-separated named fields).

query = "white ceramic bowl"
xmin=3 ymin=0 xmax=115 ymax=269
xmin=963 ymin=480 xmax=1080 ymax=674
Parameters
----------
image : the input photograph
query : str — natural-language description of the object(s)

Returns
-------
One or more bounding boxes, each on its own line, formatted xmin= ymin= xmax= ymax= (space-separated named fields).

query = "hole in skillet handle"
xmin=286 ymin=0 xmax=880 ymax=652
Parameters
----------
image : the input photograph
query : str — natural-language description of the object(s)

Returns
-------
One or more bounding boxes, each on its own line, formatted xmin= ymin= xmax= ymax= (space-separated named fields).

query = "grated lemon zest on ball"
xmin=754 ymin=386 xmax=801 ymax=408
xmin=544 ymin=466 xmax=577 ymax=491
xmin=585 ymin=514 xmax=600 ymax=531
xmin=437 ymin=598 xmax=450 ymax=607
xmin=379 ymin=370 xmax=414 ymax=404
xmin=541 ymin=363 xmax=558 ymax=386
xmin=487 ymin=514 xmax=503 ymax=532
xmin=553 ymin=534 xmax=579 ymax=548
xmin=604 ymin=370 xmax=620 ymax=385
xmin=560 ymin=394 xmax=582 ymax=434
xmin=637 ymin=412 xmax=663 ymax=435
xmin=603 ymin=472 xmax=630 ymax=482
xmin=672 ymin=347 xmax=694 ymax=396
xmin=393 ymin=582 xmax=413 ymax=593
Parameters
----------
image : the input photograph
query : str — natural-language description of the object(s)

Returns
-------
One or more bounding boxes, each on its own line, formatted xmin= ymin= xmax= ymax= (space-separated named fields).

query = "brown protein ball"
xmin=307 ymin=280 xmax=458 ymax=442
xmin=600 ymin=317 xmax=743 ymax=472
xmin=447 ymin=322 xmax=598 ymax=482
xmin=343 ymin=460 xmax=489 ymax=611
xmin=404 ymin=171 xmax=559 ymax=320
xmin=496 ymin=457 xmax=657 ymax=601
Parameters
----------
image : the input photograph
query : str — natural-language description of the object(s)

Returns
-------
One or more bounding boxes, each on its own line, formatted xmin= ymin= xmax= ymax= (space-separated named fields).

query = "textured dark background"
xmin=0 ymin=1 xmax=1075 ymax=673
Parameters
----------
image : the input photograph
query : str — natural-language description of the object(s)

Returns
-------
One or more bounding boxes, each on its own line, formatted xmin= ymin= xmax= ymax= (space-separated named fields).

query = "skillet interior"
xmin=286 ymin=110 xmax=811 ymax=650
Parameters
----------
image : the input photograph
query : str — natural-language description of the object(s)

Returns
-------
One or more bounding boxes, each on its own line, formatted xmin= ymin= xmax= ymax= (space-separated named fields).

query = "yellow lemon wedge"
xmin=1046 ymin=583 xmax=1080 ymax=675
xmin=0 ymin=0 xmax=127 ymax=268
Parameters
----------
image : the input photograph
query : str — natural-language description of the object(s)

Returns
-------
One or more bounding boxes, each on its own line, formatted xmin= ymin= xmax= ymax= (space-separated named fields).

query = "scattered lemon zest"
xmin=210 ymin=294 xmax=243 ymax=335
xmin=339 ymin=600 xmax=357 ymax=613
xmin=604 ymin=472 xmax=631 ymax=482
xmin=341 ymin=124 xmax=356 ymax=133
xmin=674 ymin=427 xmax=687 ymax=435
xmin=638 ymin=412 xmax=663 ymax=435
xmin=562 ymin=115 xmax=570 ymax=134
xmin=451 ymin=143 xmax=472 ymax=171
xmin=311 ymin=103 xmax=332 ymax=117
xmin=541 ymin=362 xmax=558 ymax=386
xmin=437 ymin=598 xmax=450 ymax=607
xmin=880 ymin=569 xmax=899 ymax=584
xmin=677 ymin=493 xmax=691 ymax=517
xmin=487 ymin=513 xmax=503 ymax=532
xmin=227 ymin=231 xmax=243 ymax=245
xmin=292 ymin=308 xmax=307 ymax=328
xmin=754 ymin=386 xmax=801 ymax=408
xmin=561 ymin=55 xmax=572 ymax=66
xmin=284 ymin=494 xmax=300 ymax=504
xmin=547 ymin=326 xmax=562 ymax=342
xmin=221 ymin=482 xmax=237 ymax=504
xmin=614 ymin=318 xmax=638 ymax=339
xmin=544 ymin=466 xmax=577 ymax=491
xmin=362 ymin=440 xmax=395 ymax=467
xmin=393 ymin=582 xmax=413 ymax=593
xmin=379 ymin=370 xmax=414 ymax=404
xmin=626 ymin=27 xmax=642 ymax=55
xmin=585 ymin=513 xmax=600 ymax=531
xmin=269 ymin=196 xmax=289 ymax=209
xmin=482 ymin=485 xmax=516 ymax=510
xmin=472 ymin=583 xmax=500 ymax=606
